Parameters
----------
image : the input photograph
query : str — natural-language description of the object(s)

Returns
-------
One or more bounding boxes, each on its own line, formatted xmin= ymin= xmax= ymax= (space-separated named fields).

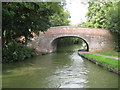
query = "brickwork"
xmin=41 ymin=27 xmax=112 ymax=37
xmin=28 ymin=26 xmax=114 ymax=54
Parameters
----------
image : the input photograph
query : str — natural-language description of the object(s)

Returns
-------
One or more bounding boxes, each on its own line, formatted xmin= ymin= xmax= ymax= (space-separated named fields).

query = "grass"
xmin=81 ymin=53 xmax=120 ymax=69
xmin=95 ymin=50 xmax=120 ymax=57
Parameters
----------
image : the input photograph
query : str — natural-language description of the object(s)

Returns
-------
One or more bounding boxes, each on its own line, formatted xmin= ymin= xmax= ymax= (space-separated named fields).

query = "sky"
xmin=65 ymin=0 xmax=88 ymax=25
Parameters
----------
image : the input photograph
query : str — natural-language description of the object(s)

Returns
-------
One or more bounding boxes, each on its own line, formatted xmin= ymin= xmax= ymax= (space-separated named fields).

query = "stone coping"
xmin=50 ymin=26 xmax=109 ymax=30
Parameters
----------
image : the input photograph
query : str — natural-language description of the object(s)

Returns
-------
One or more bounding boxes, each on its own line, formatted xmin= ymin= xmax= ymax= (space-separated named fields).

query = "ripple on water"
xmin=59 ymin=83 xmax=85 ymax=88
xmin=2 ymin=45 xmax=119 ymax=88
xmin=46 ymin=65 xmax=89 ymax=88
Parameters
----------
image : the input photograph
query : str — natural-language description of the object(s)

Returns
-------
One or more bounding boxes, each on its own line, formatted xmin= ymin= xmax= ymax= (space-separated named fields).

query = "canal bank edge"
xmin=78 ymin=52 xmax=120 ymax=75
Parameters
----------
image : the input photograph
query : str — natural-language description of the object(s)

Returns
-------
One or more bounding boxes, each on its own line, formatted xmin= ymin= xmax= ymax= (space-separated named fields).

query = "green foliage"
xmin=2 ymin=2 xmax=70 ymax=45
xmin=82 ymin=53 xmax=119 ymax=69
xmin=49 ymin=11 xmax=70 ymax=26
xmin=105 ymin=2 xmax=120 ymax=33
xmin=84 ymin=2 xmax=110 ymax=28
xmin=105 ymin=2 xmax=120 ymax=51
xmin=2 ymin=3 xmax=52 ymax=41
xmin=3 ymin=41 xmax=35 ymax=63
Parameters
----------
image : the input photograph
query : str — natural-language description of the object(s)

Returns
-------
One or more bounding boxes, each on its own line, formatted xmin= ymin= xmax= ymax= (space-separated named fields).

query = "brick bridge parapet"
xmin=27 ymin=26 xmax=114 ymax=54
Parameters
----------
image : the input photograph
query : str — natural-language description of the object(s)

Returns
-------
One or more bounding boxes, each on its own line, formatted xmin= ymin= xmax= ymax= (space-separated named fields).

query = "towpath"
xmin=79 ymin=52 xmax=120 ymax=60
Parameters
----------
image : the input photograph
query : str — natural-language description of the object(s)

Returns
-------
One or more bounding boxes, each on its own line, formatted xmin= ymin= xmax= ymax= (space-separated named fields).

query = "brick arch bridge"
xmin=28 ymin=26 xmax=114 ymax=54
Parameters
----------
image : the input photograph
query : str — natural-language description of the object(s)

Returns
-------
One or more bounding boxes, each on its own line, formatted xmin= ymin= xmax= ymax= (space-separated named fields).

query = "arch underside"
xmin=50 ymin=35 xmax=89 ymax=52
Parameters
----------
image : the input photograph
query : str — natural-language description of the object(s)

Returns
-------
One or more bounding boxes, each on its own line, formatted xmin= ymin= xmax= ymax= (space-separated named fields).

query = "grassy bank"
xmin=95 ymin=50 xmax=120 ymax=57
xmin=81 ymin=53 xmax=120 ymax=69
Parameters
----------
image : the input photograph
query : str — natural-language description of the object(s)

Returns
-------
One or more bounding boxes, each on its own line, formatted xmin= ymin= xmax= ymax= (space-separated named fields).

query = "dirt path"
xmin=79 ymin=52 xmax=120 ymax=60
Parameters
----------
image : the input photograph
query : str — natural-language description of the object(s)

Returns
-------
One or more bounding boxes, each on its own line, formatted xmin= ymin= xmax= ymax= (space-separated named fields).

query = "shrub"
xmin=2 ymin=41 xmax=35 ymax=63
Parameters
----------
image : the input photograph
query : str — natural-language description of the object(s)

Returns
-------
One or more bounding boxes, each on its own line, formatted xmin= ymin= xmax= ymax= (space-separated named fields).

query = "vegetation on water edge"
xmin=95 ymin=50 xmax=120 ymax=57
xmin=81 ymin=53 xmax=120 ymax=69
xmin=2 ymin=41 xmax=35 ymax=63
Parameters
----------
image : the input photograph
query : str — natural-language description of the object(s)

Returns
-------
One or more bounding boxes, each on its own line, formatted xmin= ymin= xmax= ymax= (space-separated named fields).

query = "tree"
xmin=49 ymin=10 xmax=70 ymax=26
xmin=84 ymin=2 xmax=112 ymax=28
xmin=105 ymin=2 xmax=120 ymax=51
xmin=2 ymin=2 xmax=70 ymax=62
xmin=2 ymin=2 xmax=69 ymax=45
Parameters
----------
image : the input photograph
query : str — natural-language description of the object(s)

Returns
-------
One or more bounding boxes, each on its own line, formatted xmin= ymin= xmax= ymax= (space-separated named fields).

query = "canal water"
xmin=2 ymin=45 xmax=119 ymax=88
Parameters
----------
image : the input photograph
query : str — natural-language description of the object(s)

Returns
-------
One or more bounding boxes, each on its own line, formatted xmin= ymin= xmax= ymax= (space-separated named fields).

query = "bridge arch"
xmin=50 ymin=35 xmax=89 ymax=52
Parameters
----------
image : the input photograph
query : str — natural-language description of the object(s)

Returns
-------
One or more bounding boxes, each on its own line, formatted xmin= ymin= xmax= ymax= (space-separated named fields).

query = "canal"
xmin=2 ymin=45 xmax=119 ymax=88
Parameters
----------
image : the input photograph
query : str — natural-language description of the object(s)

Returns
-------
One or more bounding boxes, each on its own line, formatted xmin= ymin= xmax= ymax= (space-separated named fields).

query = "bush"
xmin=2 ymin=41 xmax=35 ymax=63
